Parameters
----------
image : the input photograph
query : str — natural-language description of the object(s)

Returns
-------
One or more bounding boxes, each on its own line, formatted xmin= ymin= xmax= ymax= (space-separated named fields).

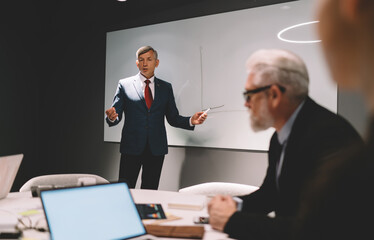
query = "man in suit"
xmin=294 ymin=1 xmax=374 ymax=239
xmin=105 ymin=46 xmax=206 ymax=190
xmin=207 ymin=49 xmax=362 ymax=240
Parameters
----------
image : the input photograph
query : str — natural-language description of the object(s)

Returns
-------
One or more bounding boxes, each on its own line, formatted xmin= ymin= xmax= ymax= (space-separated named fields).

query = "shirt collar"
xmin=138 ymin=72 xmax=155 ymax=83
xmin=277 ymin=100 xmax=305 ymax=145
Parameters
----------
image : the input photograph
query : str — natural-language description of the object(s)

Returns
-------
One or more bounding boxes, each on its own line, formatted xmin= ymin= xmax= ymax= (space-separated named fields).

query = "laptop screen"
xmin=0 ymin=154 xmax=23 ymax=199
xmin=40 ymin=182 xmax=147 ymax=240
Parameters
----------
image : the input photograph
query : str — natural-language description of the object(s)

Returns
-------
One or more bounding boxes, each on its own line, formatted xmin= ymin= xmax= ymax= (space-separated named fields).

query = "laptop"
xmin=40 ymin=182 xmax=158 ymax=240
xmin=0 ymin=154 xmax=23 ymax=199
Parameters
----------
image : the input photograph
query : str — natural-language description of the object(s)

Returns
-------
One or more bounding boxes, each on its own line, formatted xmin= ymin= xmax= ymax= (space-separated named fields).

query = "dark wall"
xmin=0 ymin=1 xmax=43 ymax=191
xmin=1 ymin=0 xmax=121 ymax=190
xmin=2 ymin=0 xmax=304 ymax=191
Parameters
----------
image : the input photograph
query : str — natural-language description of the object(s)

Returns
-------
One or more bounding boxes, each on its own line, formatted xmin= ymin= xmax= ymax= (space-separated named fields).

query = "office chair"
xmin=178 ymin=182 xmax=259 ymax=197
xmin=19 ymin=173 xmax=110 ymax=192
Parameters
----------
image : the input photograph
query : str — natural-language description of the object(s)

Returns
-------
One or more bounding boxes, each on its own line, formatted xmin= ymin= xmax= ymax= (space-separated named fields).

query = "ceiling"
xmin=1 ymin=0 xmax=297 ymax=33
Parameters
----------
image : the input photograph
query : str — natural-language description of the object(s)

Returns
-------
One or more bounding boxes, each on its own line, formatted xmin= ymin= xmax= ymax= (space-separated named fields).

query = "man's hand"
xmin=191 ymin=111 xmax=207 ymax=125
xmin=105 ymin=107 xmax=118 ymax=121
xmin=207 ymin=195 xmax=237 ymax=231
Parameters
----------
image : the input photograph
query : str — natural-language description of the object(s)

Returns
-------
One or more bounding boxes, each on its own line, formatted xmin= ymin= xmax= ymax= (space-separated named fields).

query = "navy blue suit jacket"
xmin=106 ymin=74 xmax=194 ymax=156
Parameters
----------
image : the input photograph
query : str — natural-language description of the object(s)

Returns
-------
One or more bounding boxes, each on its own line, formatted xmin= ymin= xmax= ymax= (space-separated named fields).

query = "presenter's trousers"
xmin=119 ymin=144 xmax=165 ymax=190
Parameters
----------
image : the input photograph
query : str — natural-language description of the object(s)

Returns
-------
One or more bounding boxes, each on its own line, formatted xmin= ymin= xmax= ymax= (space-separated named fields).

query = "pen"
xmin=199 ymin=108 xmax=210 ymax=120
xmin=198 ymin=104 xmax=224 ymax=120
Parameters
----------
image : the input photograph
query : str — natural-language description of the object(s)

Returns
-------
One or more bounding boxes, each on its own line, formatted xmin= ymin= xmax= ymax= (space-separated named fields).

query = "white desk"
xmin=0 ymin=189 xmax=233 ymax=240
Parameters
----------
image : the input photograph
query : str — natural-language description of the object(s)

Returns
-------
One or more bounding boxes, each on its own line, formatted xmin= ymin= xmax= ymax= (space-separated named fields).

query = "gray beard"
xmin=248 ymin=106 xmax=274 ymax=132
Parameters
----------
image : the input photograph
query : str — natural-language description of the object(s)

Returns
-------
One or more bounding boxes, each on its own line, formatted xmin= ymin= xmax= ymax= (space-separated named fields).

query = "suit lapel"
xmin=281 ymin=97 xmax=312 ymax=170
xmin=286 ymin=97 xmax=313 ymax=148
xmin=132 ymin=75 xmax=147 ymax=108
xmin=153 ymin=78 xmax=161 ymax=107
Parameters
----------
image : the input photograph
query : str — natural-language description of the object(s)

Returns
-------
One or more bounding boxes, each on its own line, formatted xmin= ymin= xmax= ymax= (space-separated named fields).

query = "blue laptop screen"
xmin=40 ymin=182 xmax=146 ymax=240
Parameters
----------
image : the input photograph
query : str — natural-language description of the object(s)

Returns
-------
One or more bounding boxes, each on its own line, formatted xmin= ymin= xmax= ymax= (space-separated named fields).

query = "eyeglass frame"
xmin=243 ymin=84 xmax=286 ymax=102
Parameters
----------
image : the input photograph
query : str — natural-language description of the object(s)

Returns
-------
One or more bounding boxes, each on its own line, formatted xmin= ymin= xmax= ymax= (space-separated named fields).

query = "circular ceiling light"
xmin=277 ymin=21 xmax=321 ymax=44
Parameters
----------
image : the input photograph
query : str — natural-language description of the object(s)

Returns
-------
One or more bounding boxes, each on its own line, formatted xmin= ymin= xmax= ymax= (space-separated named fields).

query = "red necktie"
xmin=144 ymin=80 xmax=153 ymax=109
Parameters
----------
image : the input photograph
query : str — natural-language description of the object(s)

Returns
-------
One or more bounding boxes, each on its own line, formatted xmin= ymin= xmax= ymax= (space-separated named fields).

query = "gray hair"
xmin=136 ymin=46 xmax=158 ymax=60
xmin=246 ymin=49 xmax=309 ymax=102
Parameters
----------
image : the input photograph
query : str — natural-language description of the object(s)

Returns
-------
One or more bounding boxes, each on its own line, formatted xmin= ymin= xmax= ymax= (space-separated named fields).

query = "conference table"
xmin=0 ymin=189 xmax=234 ymax=240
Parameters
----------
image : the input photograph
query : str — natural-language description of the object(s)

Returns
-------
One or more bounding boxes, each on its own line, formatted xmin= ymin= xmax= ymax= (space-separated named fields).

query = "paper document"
xmin=167 ymin=194 xmax=206 ymax=211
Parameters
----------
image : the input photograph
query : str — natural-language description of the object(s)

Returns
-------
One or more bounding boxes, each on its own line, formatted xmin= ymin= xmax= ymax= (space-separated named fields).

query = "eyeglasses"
xmin=243 ymin=84 xmax=286 ymax=102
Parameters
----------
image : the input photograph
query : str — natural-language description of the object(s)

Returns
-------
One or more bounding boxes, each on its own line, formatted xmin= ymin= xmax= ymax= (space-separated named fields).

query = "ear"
xmin=155 ymin=59 xmax=160 ymax=68
xmin=340 ymin=0 xmax=360 ymax=22
xmin=136 ymin=60 xmax=140 ymax=68
xmin=268 ymin=85 xmax=282 ymax=109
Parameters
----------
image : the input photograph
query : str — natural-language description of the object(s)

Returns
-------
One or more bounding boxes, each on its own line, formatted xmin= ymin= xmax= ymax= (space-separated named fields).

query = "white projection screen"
xmin=104 ymin=0 xmax=337 ymax=151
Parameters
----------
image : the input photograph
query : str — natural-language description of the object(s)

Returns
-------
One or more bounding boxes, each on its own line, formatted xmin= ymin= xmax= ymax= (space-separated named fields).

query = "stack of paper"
xmin=167 ymin=194 xmax=206 ymax=211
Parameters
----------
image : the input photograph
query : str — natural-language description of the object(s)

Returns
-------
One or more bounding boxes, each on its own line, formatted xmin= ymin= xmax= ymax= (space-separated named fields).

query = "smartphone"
xmin=193 ymin=216 xmax=209 ymax=224
xmin=135 ymin=203 xmax=166 ymax=219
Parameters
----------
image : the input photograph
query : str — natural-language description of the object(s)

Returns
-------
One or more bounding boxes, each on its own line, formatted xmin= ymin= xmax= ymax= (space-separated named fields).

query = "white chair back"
xmin=178 ymin=182 xmax=259 ymax=197
xmin=19 ymin=173 xmax=110 ymax=192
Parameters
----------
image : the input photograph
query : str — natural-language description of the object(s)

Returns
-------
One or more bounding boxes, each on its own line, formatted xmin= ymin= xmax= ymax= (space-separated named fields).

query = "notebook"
xmin=0 ymin=154 xmax=23 ymax=200
xmin=40 ymin=182 xmax=158 ymax=240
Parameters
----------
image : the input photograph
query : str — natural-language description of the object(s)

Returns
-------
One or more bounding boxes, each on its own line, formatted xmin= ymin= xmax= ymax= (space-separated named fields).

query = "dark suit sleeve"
xmin=239 ymin=175 xmax=277 ymax=214
xmin=106 ymin=82 xmax=125 ymax=127
xmin=164 ymin=83 xmax=194 ymax=131
xmin=224 ymin=212 xmax=293 ymax=240
xmin=238 ymin=134 xmax=279 ymax=215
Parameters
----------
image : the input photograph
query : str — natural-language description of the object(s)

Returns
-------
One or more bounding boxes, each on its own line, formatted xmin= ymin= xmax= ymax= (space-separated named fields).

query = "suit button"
xmin=145 ymin=126 xmax=148 ymax=129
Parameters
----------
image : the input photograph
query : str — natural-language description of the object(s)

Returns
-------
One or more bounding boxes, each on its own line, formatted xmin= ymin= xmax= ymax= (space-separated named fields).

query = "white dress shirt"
xmin=138 ymin=73 xmax=155 ymax=100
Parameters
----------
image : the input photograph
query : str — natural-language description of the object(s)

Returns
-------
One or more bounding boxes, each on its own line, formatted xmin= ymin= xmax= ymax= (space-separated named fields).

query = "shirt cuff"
xmin=108 ymin=116 xmax=118 ymax=123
